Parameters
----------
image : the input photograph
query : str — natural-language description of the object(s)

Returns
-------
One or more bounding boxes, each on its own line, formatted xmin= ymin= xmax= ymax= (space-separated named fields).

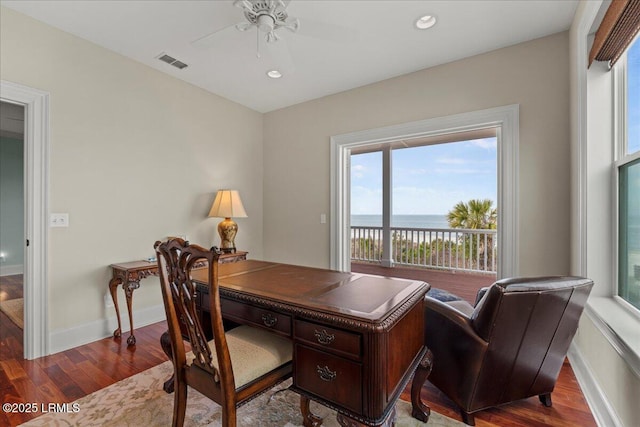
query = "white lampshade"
xmin=208 ymin=190 xmax=247 ymax=218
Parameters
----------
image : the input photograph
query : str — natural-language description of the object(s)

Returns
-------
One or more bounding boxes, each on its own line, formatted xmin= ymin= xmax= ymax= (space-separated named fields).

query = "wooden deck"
xmin=351 ymin=262 xmax=496 ymax=304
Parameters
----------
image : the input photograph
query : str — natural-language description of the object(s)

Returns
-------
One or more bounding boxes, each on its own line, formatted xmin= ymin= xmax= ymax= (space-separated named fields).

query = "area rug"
xmin=0 ymin=297 xmax=23 ymax=329
xmin=20 ymin=360 xmax=463 ymax=427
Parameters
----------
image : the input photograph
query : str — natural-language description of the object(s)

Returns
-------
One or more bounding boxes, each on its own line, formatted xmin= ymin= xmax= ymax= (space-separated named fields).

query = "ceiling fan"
xmin=233 ymin=0 xmax=299 ymax=43
xmin=192 ymin=0 xmax=301 ymax=49
xmin=191 ymin=0 xmax=357 ymax=75
xmin=192 ymin=0 xmax=356 ymax=50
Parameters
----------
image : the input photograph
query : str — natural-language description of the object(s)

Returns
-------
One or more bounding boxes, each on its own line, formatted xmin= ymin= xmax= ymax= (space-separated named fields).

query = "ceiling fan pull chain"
xmin=256 ymin=27 xmax=261 ymax=58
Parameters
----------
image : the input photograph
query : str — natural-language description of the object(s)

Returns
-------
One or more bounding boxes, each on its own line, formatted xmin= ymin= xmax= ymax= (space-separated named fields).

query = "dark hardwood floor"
xmin=0 ymin=275 xmax=169 ymax=426
xmin=1 ymin=273 xmax=595 ymax=427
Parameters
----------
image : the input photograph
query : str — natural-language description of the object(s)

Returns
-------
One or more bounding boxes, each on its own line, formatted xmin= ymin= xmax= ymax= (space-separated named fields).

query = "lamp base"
xmin=217 ymin=217 xmax=238 ymax=253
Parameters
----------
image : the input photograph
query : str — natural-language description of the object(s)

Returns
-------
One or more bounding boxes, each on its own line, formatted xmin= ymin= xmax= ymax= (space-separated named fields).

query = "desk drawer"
xmin=220 ymin=298 xmax=291 ymax=337
xmin=295 ymin=344 xmax=362 ymax=414
xmin=295 ymin=320 xmax=361 ymax=360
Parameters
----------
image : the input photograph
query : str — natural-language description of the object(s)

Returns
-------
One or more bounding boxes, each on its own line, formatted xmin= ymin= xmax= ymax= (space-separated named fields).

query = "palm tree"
xmin=447 ymin=199 xmax=497 ymax=270
xmin=446 ymin=199 xmax=497 ymax=229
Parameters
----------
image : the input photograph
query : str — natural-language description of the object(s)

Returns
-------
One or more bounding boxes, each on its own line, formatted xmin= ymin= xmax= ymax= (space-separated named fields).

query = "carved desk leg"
xmin=124 ymin=277 xmax=141 ymax=346
xmin=300 ymin=395 xmax=323 ymax=427
xmin=410 ymin=348 xmax=433 ymax=423
xmin=108 ymin=271 xmax=124 ymax=340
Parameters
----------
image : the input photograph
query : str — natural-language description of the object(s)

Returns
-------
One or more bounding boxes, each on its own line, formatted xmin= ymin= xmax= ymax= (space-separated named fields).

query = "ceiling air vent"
xmin=157 ymin=53 xmax=188 ymax=70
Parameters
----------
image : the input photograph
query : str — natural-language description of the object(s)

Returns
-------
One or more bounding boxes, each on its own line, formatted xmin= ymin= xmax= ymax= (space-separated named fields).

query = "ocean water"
xmin=351 ymin=214 xmax=449 ymax=229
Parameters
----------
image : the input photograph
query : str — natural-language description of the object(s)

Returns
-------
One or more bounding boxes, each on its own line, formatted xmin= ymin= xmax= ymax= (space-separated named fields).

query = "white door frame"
xmin=1 ymin=80 xmax=50 ymax=359
xmin=330 ymin=104 xmax=520 ymax=279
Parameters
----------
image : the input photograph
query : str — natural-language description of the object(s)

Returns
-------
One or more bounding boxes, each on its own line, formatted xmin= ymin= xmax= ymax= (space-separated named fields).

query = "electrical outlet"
xmin=50 ymin=213 xmax=69 ymax=227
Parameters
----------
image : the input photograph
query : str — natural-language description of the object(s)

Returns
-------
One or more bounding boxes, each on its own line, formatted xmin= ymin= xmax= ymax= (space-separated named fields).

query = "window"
xmin=332 ymin=105 xmax=519 ymax=275
xmin=616 ymin=36 xmax=640 ymax=311
xmin=350 ymin=136 xmax=498 ymax=271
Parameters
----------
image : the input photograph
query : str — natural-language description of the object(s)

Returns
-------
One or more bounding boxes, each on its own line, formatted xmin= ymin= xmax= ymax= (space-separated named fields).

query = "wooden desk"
xmin=175 ymin=259 xmax=432 ymax=427
xmin=108 ymin=251 xmax=247 ymax=346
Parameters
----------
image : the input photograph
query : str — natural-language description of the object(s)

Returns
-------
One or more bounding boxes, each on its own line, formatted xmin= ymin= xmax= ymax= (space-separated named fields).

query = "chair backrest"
xmin=468 ymin=276 xmax=593 ymax=410
xmin=155 ymin=238 xmax=233 ymax=389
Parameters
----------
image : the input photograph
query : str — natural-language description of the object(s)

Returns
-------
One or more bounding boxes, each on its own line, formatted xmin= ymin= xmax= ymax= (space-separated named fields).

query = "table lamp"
xmin=208 ymin=190 xmax=247 ymax=253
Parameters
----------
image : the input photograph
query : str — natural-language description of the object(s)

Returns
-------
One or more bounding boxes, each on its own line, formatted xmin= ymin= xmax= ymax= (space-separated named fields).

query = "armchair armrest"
xmin=424 ymin=296 xmax=476 ymax=334
xmin=424 ymin=297 xmax=486 ymax=348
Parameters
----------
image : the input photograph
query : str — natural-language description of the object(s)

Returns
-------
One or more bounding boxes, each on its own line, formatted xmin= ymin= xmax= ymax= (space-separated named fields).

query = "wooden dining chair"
xmin=154 ymin=238 xmax=293 ymax=427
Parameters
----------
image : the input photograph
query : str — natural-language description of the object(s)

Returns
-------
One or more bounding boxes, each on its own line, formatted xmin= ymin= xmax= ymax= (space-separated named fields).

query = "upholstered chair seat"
xmin=186 ymin=325 xmax=292 ymax=388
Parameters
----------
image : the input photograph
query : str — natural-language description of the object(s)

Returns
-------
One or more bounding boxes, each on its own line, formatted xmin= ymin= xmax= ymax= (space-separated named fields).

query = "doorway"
xmin=1 ymin=80 xmax=50 ymax=359
xmin=0 ymin=102 xmax=25 ymax=351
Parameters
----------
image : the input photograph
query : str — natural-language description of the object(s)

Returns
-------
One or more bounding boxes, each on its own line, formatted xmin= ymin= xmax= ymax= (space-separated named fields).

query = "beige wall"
xmin=0 ymin=7 xmax=264 ymax=337
xmin=263 ymin=32 xmax=571 ymax=274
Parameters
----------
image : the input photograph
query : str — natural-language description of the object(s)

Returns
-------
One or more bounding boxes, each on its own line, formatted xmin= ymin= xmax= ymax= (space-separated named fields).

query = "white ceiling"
xmin=1 ymin=0 xmax=579 ymax=113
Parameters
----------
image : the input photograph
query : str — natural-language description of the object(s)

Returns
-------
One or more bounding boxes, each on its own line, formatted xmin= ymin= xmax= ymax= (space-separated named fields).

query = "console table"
xmin=162 ymin=259 xmax=433 ymax=426
xmin=108 ymin=251 xmax=247 ymax=346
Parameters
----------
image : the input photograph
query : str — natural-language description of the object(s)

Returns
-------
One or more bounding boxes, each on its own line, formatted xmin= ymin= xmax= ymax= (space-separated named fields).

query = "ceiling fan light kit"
xmin=233 ymin=0 xmax=300 ymax=43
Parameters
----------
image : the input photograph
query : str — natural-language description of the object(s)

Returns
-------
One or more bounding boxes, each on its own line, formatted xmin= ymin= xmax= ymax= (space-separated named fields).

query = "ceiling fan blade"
xmin=191 ymin=24 xmax=240 ymax=49
xmin=278 ymin=17 xmax=299 ymax=33
xmin=235 ymin=22 xmax=253 ymax=32
xmin=233 ymin=0 xmax=254 ymax=11
xmin=297 ymin=18 xmax=359 ymax=43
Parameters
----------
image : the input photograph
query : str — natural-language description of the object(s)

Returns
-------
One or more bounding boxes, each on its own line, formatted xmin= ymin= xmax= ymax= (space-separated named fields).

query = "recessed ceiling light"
xmin=415 ymin=15 xmax=437 ymax=30
xmin=267 ymin=70 xmax=282 ymax=79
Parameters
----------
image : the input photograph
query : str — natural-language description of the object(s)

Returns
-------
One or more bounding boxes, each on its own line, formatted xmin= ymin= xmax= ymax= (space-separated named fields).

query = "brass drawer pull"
xmin=316 ymin=365 xmax=337 ymax=382
xmin=262 ymin=313 xmax=278 ymax=327
xmin=314 ymin=329 xmax=335 ymax=345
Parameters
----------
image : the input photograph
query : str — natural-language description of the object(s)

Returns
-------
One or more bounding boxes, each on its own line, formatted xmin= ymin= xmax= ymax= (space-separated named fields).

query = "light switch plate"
xmin=50 ymin=213 xmax=69 ymax=227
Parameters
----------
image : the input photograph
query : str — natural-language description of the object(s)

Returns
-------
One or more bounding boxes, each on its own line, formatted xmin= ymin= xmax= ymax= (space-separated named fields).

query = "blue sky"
xmin=351 ymin=137 xmax=497 ymax=215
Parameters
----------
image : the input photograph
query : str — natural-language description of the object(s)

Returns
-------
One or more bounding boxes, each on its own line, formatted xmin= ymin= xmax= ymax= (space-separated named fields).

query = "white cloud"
xmin=469 ymin=138 xmax=497 ymax=150
xmin=433 ymin=168 xmax=493 ymax=175
xmin=407 ymin=168 xmax=428 ymax=175
xmin=352 ymin=164 xmax=366 ymax=179
xmin=436 ymin=157 xmax=467 ymax=165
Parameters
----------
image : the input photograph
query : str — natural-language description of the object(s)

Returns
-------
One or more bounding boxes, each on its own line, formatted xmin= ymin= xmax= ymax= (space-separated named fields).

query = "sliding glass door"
xmin=350 ymin=132 xmax=498 ymax=274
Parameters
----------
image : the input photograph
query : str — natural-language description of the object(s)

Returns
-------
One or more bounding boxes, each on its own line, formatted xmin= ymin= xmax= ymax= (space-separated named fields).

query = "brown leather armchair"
xmin=424 ymin=276 xmax=593 ymax=426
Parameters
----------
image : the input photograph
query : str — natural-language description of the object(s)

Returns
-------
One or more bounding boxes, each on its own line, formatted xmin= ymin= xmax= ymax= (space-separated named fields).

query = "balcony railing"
xmin=351 ymin=226 xmax=497 ymax=273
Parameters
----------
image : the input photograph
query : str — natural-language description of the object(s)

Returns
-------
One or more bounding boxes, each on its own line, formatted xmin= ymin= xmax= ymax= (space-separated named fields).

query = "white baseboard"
xmin=0 ymin=264 xmax=24 ymax=276
xmin=48 ymin=304 xmax=166 ymax=355
xmin=568 ymin=342 xmax=623 ymax=427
